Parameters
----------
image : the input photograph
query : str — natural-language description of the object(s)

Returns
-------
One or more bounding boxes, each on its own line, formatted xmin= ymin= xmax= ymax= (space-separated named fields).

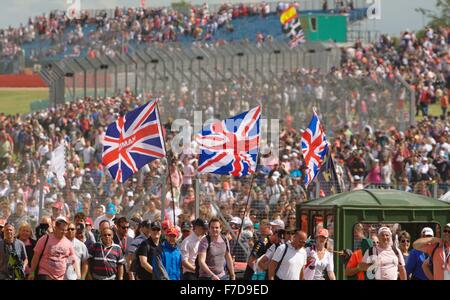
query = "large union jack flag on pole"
xmin=195 ymin=106 xmax=261 ymax=177
xmin=102 ymin=100 xmax=166 ymax=183
xmin=301 ymin=110 xmax=329 ymax=187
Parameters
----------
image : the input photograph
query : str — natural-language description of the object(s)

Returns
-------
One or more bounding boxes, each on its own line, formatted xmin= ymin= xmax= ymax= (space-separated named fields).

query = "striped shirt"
xmin=88 ymin=242 xmax=125 ymax=280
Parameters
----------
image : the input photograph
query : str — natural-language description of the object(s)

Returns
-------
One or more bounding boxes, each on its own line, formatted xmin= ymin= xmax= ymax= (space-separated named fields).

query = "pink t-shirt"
xmin=363 ymin=246 xmax=405 ymax=280
xmin=422 ymin=241 xmax=450 ymax=280
xmin=34 ymin=234 xmax=76 ymax=280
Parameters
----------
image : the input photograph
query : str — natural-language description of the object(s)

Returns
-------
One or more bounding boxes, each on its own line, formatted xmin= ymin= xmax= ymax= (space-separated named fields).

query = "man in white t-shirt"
xmin=268 ymin=230 xmax=307 ymax=280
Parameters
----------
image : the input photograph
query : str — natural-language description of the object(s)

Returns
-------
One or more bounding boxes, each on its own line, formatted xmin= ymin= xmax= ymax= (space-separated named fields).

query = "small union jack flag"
xmin=301 ymin=111 xmax=329 ymax=187
xmin=195 ymin=106 xmax=261 ymax=177
xmin=102 ymin=100 xmax=166 ymax=183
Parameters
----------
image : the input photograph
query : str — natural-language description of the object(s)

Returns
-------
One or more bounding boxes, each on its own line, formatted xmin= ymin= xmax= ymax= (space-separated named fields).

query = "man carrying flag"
xmin=102 ymin=100 xmax=166 ymax=183
xmin=301 ymin=110 xmax=329 ymax=188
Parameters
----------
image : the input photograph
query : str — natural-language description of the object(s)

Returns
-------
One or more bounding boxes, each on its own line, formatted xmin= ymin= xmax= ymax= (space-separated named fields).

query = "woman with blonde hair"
xmin=16 ymin=222 xmax=36 ymax=275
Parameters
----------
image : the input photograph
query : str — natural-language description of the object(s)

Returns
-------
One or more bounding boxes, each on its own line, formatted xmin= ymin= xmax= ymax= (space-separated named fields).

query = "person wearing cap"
xmin=361 ymin=226 xmax=407 ymax=280
xmin=413 ymin=223 xmax=450 ymax=280
xmin=269 ymin=218 xmax=285 ymax=232
xmin=304 ymin=228 xmax=336 ymax=280
xmin=180 ymin=218 xmax=208 ymax=280
xmin=135 ymin=221 xmax=168 ymax=280
xmin=243 ymin=219 xmax=272 ymax=280
xmin=93 ymin=202 xmax=116 ymax=230
xmin=406 ymin=227 xmax=434 ymax=280
xmin=87 ymin=227 xmax=125 ymax=280
xmin=198 ymin=217 xmax=235 ymax=280
xmin=161 ymin=226 xmax=182 ymax=280
xmin=0 ymin=223 xmax=27 ymax=280
xmin=128 ymin=220 xmax=152 ymax=280
xmin=28 ymin=217 xmax=77 ymax=280
xmin=51 ymin=201 xmax=64 ymax=222
xmin=179 ymin=221 xmax=192 ymax=244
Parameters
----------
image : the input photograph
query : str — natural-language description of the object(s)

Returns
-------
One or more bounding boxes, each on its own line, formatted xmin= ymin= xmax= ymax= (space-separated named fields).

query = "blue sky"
xmin=0 ymin=0 xmax=439 ymax=36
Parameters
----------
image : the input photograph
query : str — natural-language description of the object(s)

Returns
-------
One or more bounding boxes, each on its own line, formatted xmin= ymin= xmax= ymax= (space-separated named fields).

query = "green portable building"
xmin=297 ymin=189 xmax=450 ymax=280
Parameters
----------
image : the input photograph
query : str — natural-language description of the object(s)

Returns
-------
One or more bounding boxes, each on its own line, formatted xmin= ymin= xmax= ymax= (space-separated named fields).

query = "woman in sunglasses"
xmin=398 ymin=231 xmax=411 ymax=266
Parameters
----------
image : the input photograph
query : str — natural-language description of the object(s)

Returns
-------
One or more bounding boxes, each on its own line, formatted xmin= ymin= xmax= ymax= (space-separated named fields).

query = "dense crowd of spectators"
xmin=0 ymin=2 xmax=449 ymax=280
xmin=0 ymin=1 xmax=359 ymax=72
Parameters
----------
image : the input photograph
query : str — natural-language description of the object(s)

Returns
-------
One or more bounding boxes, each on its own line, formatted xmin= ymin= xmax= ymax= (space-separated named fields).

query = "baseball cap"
xmin=166 ymin=226 xmax=179 ymax=237
xmin=181 ymin=221 xmax=192 ymax=231
xmin=270 ymin=219 xmax=285 ymax=229
xmin=140 ymin=220 xmax=151 ymax=228
xmin=52 ymin=202 xmax=63 ymax=210
xmin=230 ymin=217 xmax=242 ymax=225
xmin=85 ymin=218 xmax=93 ymax=226
xmin=105 ymin=203 xmax=117 ymax=215
xmin=421 ymin=227 xmax=434 ymax=237
xmin=150 ymin=221 xmax=162 ymax=230
xmin=317 ymin=228 xmax=329 ymax=238
xmin=55 ymin=216 xmax=68 ymax=224
xmin=192 ymin=218 xmax=208 ymax=228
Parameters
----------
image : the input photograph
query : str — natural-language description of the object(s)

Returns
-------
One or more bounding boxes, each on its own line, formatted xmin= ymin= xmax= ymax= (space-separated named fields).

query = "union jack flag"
xmin=195 ymin=106 xmax=261 ymax=177
xmin=102 ymin=100 xmax=166 ymax=183
xmin=301 ymin=111 xmax=329 ymax=187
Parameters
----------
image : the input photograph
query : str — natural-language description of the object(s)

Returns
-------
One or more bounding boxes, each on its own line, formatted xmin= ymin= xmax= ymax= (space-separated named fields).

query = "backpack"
xmin=427 ymin=243 xmax=440 ymax=275
xmin=365 ymin=246 xmax=402 ymax=280
xmin=274 ymin=243 xmax=290 ymax=280
xmin=194 ymin=234 xmax=229 ymax=278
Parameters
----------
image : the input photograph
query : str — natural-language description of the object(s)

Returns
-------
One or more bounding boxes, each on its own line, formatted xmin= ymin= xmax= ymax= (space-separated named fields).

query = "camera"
xmin=35 ymin=223 xmax=50 ymax=240
xmin=76 ymin=223 xmax=85 ymax=233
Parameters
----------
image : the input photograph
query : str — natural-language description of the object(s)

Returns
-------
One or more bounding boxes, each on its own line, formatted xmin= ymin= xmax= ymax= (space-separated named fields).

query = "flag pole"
xmin=155 ymin=101 xmax=176 ymax=227
xmin=232 ymin=152 xmax=259 ymax=254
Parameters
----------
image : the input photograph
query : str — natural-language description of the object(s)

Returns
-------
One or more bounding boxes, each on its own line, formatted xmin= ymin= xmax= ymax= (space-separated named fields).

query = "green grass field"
xmin=0 ymin=88 xmax=48 ymax=115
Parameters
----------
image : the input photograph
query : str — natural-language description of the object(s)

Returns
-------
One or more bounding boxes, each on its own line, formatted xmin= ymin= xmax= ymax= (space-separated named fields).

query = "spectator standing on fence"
xmin=28 ymin=217 xmax=76 ymax=280
xmin=197 ymin=217 xmax=235 ymax=280
xmin=268 ymin=230 xmax=307 ymax=280
xmin=88 ymin=227 xmax=124 ymax=280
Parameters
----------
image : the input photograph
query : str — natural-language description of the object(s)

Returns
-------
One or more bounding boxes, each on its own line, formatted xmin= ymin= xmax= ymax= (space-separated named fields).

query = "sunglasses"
xmin=400 ymin=239 xmax=410 ymax=243
xmin=444 ymin=230 xmax=450 ymax=234
xmin=68 ymin=228 xmax=76 ymax=231
xmin=121 ymin=226 xmax=129 ymax=230
xmin=102 ymin=234 xmax=112 ymax=237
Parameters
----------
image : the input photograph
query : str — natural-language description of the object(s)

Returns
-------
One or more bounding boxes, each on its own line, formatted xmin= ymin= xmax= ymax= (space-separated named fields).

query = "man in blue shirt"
xmin=406 ymin=227 xmax=434 ymax=280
